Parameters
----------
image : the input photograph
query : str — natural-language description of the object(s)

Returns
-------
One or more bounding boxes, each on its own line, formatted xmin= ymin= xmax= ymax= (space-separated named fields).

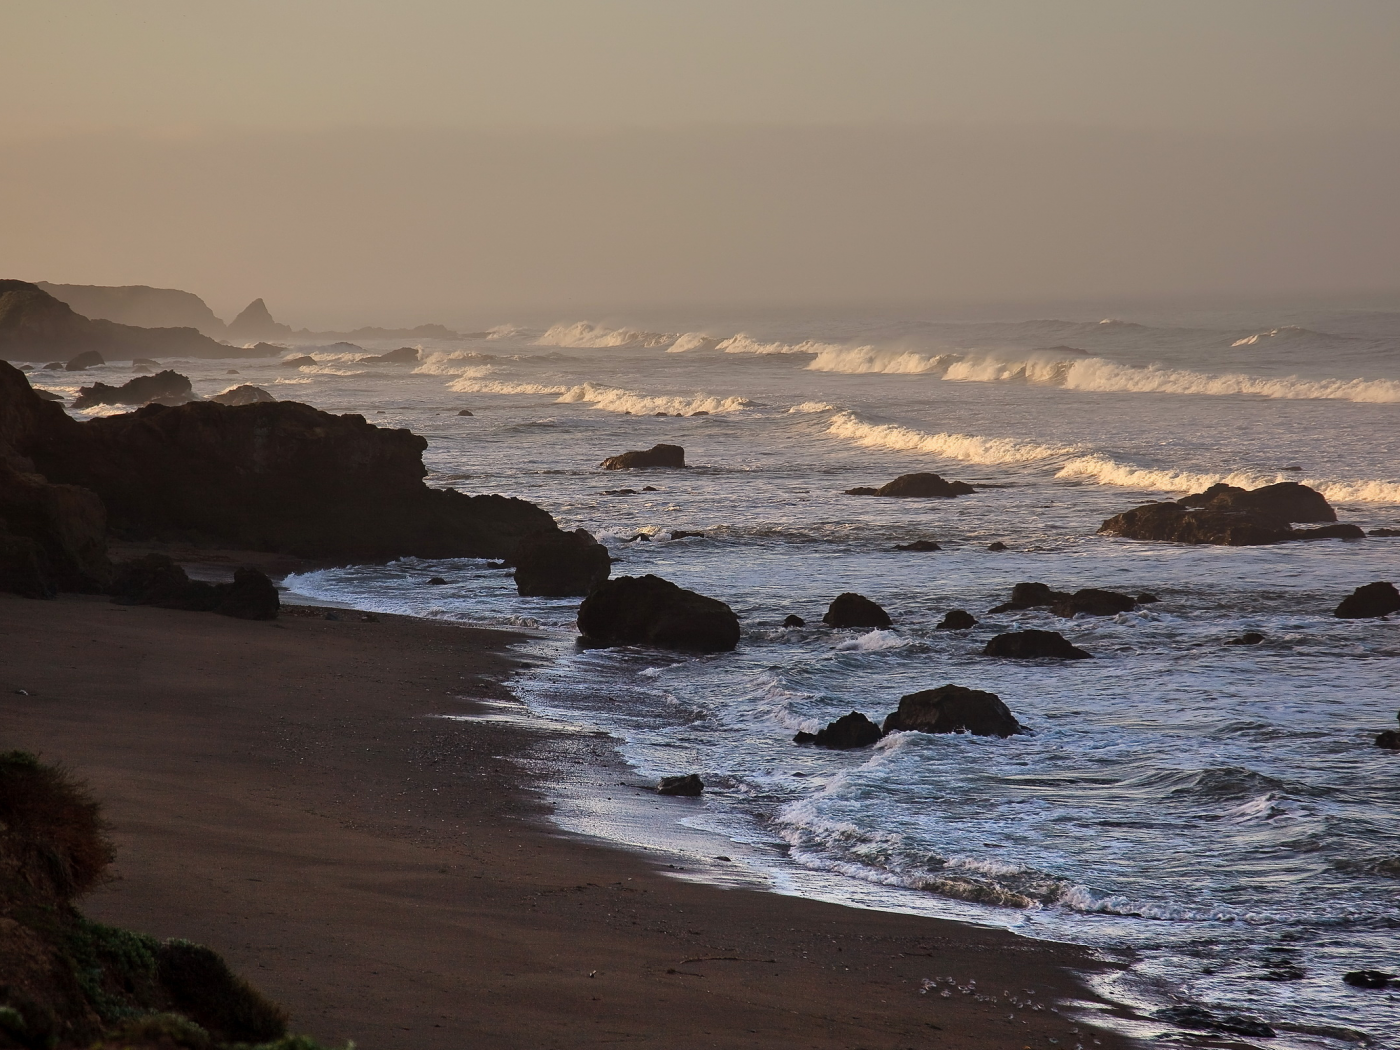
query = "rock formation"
xmin=359 ymin=346 xmax=420 ymax=363
xmin=38 ymin=281 xmax=229 ymax=336
xmin=207 ymin=384 xmax=276 ymax=406
xmin=895 ymin=539 xmax=941 ymax=551
xmin=1050 ymin=588 xmax=1137 ymax=617
xmin=983 ymin=630 xmax=1091 ymax=660
xmin=71 ymin=370 xmax=195 ymax=410
xmin=657 ymin=774 xmax=705 ymax=796
xmin=65 ymin=350 xmax=105 ymax=371
xmin=600 ymin=443 xmax=686 ymax=470
xmin=1099 ymin=482 xmax=1364 ymax=545
xmin=226 ymin=298 xmax=295 ymax=341
xmin=109 ymin=554 xmax=279 ymax=619
xmin=936 ymin=609 xmax=977 ymax=630
xmin=512 ymin=528 xmax=611 ymax=596
xmin=1334 ymin=582 xmax=1400 ymax=619
xmin=793 ymin=711 xmax=884 ymax=749
xmin=881 ymin=684 xmax=1023 ymax=737
xmin=844 ymin=472 xmax=975 ymax=498
xmin=576 ymin=574 xmax=740 ymax=651
xmin=822 ymin=592 xmax=892 ymax=629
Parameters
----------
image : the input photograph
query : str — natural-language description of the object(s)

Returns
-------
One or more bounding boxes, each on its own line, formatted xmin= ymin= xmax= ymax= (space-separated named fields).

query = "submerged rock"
xmin=657 ymin=774 xmax=704 ymax=796
xmin=844 ymin=472 xmax=974 ymax=498
xmin=72 ymin=370 xmax=194 ymax=409
xmin=1153 ymin=1005 xmax=1275 ymax=1038
xmin=512 ymin=528 xmax=611 ymax=597
xmin=793 ymin=711 xmax=883 ymax=749
xmin=782 ymin=614 xmax=806 ymax=628
xmin=1342 ymin=970 xmax=1394 ymax=989
xmin=207 ymin=384 xmax=275 ymax=406
xmin=989 ymin=581 xmax=1070 ymax=613
xmin=1369 ymin=527 xmax=1400 ymax=537
xmin=1101 ymin=481 xmax=1359 ymax=546
xmin=1334 ymin=582 xmax=1400 ymax=619
xmin=1375 ymin=730 xmax=1400 ymax=751
xmin=822 ymin=592 xmax=891 ymax=629
xmin=984 ymin=630 xmax=1091 ymax=660
xmin=600 ymin=443 xmax=686 ymax=469
xmin=1226 ymin=632 xmax=1266 ymax=646
xmin=935 ymin=609 xmax=977 ymax=631
xmin=882 ymin=684 xmax=1023 ymax=737
xmin=1050 ymin=588 xmax=1137 ymax=617
xmin=987 ymin=541 xmax=1008 ymax=551
xmin=426 ymin=576 xmax=448 ymax=585
xmin=895 ymin=539 xmax=942 ymax=551
xmin=457 ymin=408 xmax=473 ymax=416
xmin=65 ymin=351 xmax=105 ymax=371
xmin=359 ymin=346 xmax=419 ymax=364
xmin=577 ymin=574 xmax=739 ymax=651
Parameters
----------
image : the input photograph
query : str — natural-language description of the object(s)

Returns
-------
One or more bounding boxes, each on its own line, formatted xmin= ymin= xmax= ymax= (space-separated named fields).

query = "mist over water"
xmin=41 ymin=305 xmax=1400 ymax=1046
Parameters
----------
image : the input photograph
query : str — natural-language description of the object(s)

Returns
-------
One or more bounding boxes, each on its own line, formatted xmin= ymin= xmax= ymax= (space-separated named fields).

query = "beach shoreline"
xmin=1 ymin=589 xmax=1144 ymax=1049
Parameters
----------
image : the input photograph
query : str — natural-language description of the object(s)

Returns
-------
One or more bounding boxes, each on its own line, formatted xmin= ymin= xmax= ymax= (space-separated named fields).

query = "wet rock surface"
xmin=600 ymin=443 xmax=686 ymax=469
xmin=577 ymin=574 xmax=740 ymax=652
xmin=983 ymin=630 xmax=1091 ymax=660
xmin=793 ymin=711 xmax=884 ymax=749
xmin=822 ymin=592 xmax=892 ymax=629
xmin=845 ymin=472 xmax=975 ymax=498
xmin=881 ymin=684 xmax=1023 ymax=737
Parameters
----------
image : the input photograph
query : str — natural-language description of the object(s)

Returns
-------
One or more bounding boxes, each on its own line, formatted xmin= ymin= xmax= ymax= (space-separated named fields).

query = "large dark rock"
xmin=1100 ymin=481 xmax=1356 ymax=546
xmin=577 ymin=574 xmax=740 ymax=652
xmin=600 ymin=443 xmax=686 ymax=470
xmin=989 ymin=581 xmax=1071 ymax=613
xmin=845 ymin=472 xmax=975 ymax=498
xmin=895 ymin=539 xmax=942 ymax=551
xmin=0 ymin=460 xmax=110 ymax=597
xmin=794 ymin=711 xmax=883 ymax=749
xmin=216 ymin=567 xmax=280 ymax=620
xmin=984 ymin=630 xmax=1091 ymax=660
xmin=65 ymin=350 xmax=105 ymax=371
xmin=822 ymin=592 xmax=892 ymax=629
xmin=108 ymin=555 xmax=279 ymax=619
xmin=657 ymin=774 xmax=704 ymax=796
xmin=207 ymin=384 xmax=275 ymax=406
xmin=1334 ymin=582 xmax=1400 ymax=619
xmin=1050 ymin=588 xmax=1137 ymax=617
xmin=71 ymin=370 xmax=194 ymax=410
xmin=936 ymin=609 xmax=977 ymax=631
xmin=881 ymin=684 xmax=1023 ymax=737
xmin=359 ymin=346 xmax=419 ymax=363
xmin=512 ymin=528 xmax=611 ymax=597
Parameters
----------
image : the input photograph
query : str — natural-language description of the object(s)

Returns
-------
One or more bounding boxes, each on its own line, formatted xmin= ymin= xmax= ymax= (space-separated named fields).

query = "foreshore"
xmin=2 ymin=591 xmax=1140 ymax=1049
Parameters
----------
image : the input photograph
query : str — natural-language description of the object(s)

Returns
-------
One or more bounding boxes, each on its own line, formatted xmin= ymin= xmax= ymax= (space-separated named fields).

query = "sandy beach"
xmin=0 ymin=591 xmax=1143 ymax=1049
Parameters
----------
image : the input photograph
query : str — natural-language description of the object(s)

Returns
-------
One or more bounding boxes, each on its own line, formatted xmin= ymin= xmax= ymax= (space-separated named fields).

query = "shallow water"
xmin=45 ymin=307 xmax=1400 ymax=1046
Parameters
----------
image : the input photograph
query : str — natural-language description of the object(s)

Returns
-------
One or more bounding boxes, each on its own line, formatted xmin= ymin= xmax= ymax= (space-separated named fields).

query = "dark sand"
xmin=1 ymin=592 xmax=1138 ymax=1049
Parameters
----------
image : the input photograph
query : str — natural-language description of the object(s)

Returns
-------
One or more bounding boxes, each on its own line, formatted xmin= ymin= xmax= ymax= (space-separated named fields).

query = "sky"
xmin=3 ymin=1 xmax=1399 ymax=326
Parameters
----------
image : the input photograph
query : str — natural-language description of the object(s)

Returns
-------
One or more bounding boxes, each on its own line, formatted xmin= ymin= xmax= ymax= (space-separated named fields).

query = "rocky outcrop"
xmin=0 ymin=460 xmax=110 ymax=598
xmin=794 ymin=711 xmax=883 ymax=749
xmin=1226 ymin=631 xmax=1265 ymax=646
xmin=207 ymin=384 xmax=275 ymax=406
xmin=782 ymin=614 xmax=806 ymax=627
xmin=1100 ymin=481 xmax=1362 ymax=546
xmin=71 ymin=370 xmax=195 ymax=410
xmin=984 ymin=630 xmax=1091 ymax=660
xmin=109 ymin=554 xmax=279 ymax=619
xmin=936 ymin=609 xmax=977 ymax=630
xmin=1050 ymin=588 xmax=1137 ymax=617
xmin=895 ymin=539 xmax=941 ymax=551
xmin=600 ymin=443 xmax=686 ymax=470
xmin=657 ymin=774 xmax=704 ymax=796
xmin=512 ymin=528 xmax=611 ymax=596
xmin=38 ymin=281 xmax=229 ymax=337
xmin=1334 ymin=582 xmax=1400 ymax=619
xmin=577 ymin=574 xmax=740 ymax=651
xmin=0 ymin=280 xmax=250 ymax=359
xmin=881 ymin=684 xmax=1023 ymax=737
xmin=280 ymin=355 xmax=316 ymax=368
xmin=65 ymin=350 xmax=105 ymax=371
xmin=822 ymin=592 xmax=891 ymax=629
xmin=227 ymin=298 xmax=294 ymax=341
xmin=845 ymin=472 xmax=974 ymax=498
xmin=360 ymin=346 xmax=420 ymax=363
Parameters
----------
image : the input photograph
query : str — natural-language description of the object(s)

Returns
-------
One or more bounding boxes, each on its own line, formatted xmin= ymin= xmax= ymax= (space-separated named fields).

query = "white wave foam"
xmin=414 ymin=351 xmax=495 ymax=376
xmin=535 ymin=321 xmax=674 ymax=348
xmin=825 ymin=411 xmax=1070 ymax=465
xmin=788 ymin=401 xmax=838 ymax=414
xmin=554 ymin=382 xmax=751 ymax=415
xmin=714 ymin=333 xmax=843 ymax=356
xmin=485 ymin=324 xmax=526 ymax=340
xmin=833 ymin=629 xmax=907 ymax=652
xmin=666 ymin=332 xmax=720 ymax=353
xmin=445 ymin=376 xmax=568 ymax=395
xmin=807 ymin=346 xmax=959 ymax=374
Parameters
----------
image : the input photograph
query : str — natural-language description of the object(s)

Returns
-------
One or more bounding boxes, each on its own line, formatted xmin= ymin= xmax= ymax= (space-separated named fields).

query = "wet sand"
xmin=1 ymin=592 xmax=1138 ymax=1049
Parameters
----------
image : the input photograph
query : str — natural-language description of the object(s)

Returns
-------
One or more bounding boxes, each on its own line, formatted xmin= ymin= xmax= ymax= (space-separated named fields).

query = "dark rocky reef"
xmin=207 ymin=384 xmax=275 ymax=406
xmin=657 ymin=774 xmax=705 ymax=796
xmin=882 ymin=685 xmax=1023 ymax=737
xmin=1100 ymin=481 xmax=1364 ymax=545
xmin=71 ymin=370 xmax=195 ymax=410
xmin=984 ymin=630 xmax=1091 ymax=660
xmin=988 ymin=582 xmax=1137 ymax=617
xmin=936 ymin=609 xmax=977 ymax=630
xmin=794 ymin=711 xmax=884 ymax=749
xmin=822 ymin=592 xmax=891 ymax=629
xmin=577 ymin=574 xmax=740 ymax=652
xmin=511 ymin=528 xmax=611 ymax=597
xmin=600 ymin=443 xmax=686 ymax=470
xmin=782 ymin=613 xmax=806 ymax=628
xmin=844 ymin=472 xmax=975 ymax=498
xmin=895 ymin=539 xmax=941 ymax=551
xmin=1334 ymin=581 xmax=1400 ymax=619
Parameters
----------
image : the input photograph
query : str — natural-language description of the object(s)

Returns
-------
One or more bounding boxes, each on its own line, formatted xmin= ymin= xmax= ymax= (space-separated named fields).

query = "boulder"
xmin=72 ymin=370 xmax=195 ymax=410
xmin=983 ymin=630 xmax=1091 ymax=660
xmin=936 ymin=609 xmax=977 ymax=631
xmin=207 ymin=385 xmax=275 ymax=406
xmin=1374 ymin=730 xmax=1400 ymax=751
xmin=793 ymin=711 xmax=883 ymax=749
xmin=1050 ymin=588 xmax=1137 ymax=617
xmin=360 ymin=346 xmax=419 ymax=364
xmin=782 ymin=614 xmax=806 ymax=628
xmin=66 ymin=351 xmax=105 ymax=371
xmin=1334 ymin=582 xmax=1400 ymax=619
xmin=457 ymin=409 xmax=473 ymax=416
xmin=657 ymin=774 xmax=704 ymax=796
xmin=844 ymin=472 xmax=975 ymax=498
xmin=1342 ymin=971 xmax=1394 ymax=989
xmin=600 ymin=444 xmax=686 ymax=470
xmin=1137 ymin=592 xmax=1160 ymax=603
xmin=427 ymin=576 xmax=448 ymax=585
xmin=881 ymin=684 xmax=1023 ymax=737
xmin=1100 ymin=481 xmax=1356 ymax=546
xmin=1179 ymin=481 xmax=1335 ymax=522
xmin=822 ymin=592 xmax=891 ymax=629
xmin=108 ymin=555 xmax=279 ymax=619
xmin=281 ymin=355 xmax=317 ymax=368
xmin=577 ymin=574 xmax=740 ymax=651
xmin=132 ymin=358 xmax=160 ymax=368
xmin=1226 ymin=632 xmax=1266 ymax=645
xmin=989 ymin=581 xmax=1071 ymax=613
xmin=0 ymin=460 xmax=110 ymax=597
xmin=215 ymin=567 xmax=280 ymax=620
xmin=512 ymin=528 xmax=611 ymax=597
xmin=1153 ymin=1006 xmax=1275 ymax=1039
xmin=895 ymin=539 xmax=941 ymax=551
xmin=987 ymin=541 xmax=1008 ymax=551
xmin=1369 ymin=528 xmax=1400 ymax=537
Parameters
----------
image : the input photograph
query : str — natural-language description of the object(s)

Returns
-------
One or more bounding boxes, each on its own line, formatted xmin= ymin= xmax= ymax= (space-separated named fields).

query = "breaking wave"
xmin=825 ymin=411 xmax=1071 ymax=465
xmin=666 ymin=332 xmax=720 ymax=353
xmin=536 ymin=321 xmax=675 ymax=348
xmin=714 ymin=333 xmax=846 ymax=356
xmin=446 ymin=376 xmax=568 ymax=395
xmin=554 ymin=382 xmax=752 ymax=415
xmin=414 ymin=351 xmax=497 ymax=376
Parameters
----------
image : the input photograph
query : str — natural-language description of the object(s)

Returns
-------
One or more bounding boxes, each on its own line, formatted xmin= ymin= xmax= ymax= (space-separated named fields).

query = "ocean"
xmin=41 ymin=305 xmax=1400 ymax=1047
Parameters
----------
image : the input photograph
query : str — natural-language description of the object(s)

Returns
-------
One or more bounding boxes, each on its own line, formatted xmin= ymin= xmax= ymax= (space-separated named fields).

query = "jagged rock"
xmin=844 ymin=472 xmax=975 ymax=498
xmin=227 ymin=298 xmax=294 ymax=341
xmin=1374 ymin=730 xmax=1400 ymax=750
xmin=359 ymin=346 xmax=419 ymax=364
xmin=987 ymin=541 xmax=1007 ymax=551
xmin=600 ymin=443 xmax=686 ymax=469
xmin=793 ymin=711 xmax=883 ymax=749
xmin=1226 ymin=632 xmax=1266 ymax=645
xmin=108 ymin=555 xmax=278 ymax=619
xmin=280 ymin=355 xmax=316 ymax=368
xmin=657 ymin=774 xmax=704 ymax=796
xmin=1137 ymin=592 xmax=1160 ymax=603
xmin=1101 ymin=482 xmax=1359 ymax=546
xmin=577 ymin=574 xmax=739 ymax=652
xmin=1334 ymin=582 xmax=1400 ymax=619
xmin=895 ymin=539 xmax=941 ymax=551
xmin=72 ymin=370 xmax=194 ymax=410
xmin=1180 ymin=481 xmax=1335 ymax=522
xmin=207 ymin=385 xmax=275 ymax=406
xmin=1290 ymin=524 xmax=1366 ymax=540
xmin=1050 ymin=588 xmax=1137 ymax=617
xmin=936 ymin=609 xmax=977 ymax=631
xmin=512 ymin=528 xmax=611 ymax=597
xmin=822 ymin=593 xmax=891 ymax=629
xmin=782 ymin=614 xmax=805 ymax=628
xmin=989 ymin=581 xmax=1070 ymax=613
xmin=33 ymin=389 xmax=64 ymax=402
xmin=1369 ymin=527 xmax=1400 ymax=536
xmin=984 ymin=630 xmax=1091 ymax=660
xmin=65 ymin=351 xmax=105 ymax=371
xmin=881 ymin=684 xmax=1023 ymax=737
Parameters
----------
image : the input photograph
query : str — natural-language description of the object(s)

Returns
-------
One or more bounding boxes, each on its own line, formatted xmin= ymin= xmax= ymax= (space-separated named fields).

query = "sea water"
xmin=42 ymin=307 xmax=1400 ymax=1046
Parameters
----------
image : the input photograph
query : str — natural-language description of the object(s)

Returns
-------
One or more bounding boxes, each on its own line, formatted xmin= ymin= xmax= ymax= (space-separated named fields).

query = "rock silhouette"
xmin=882 ymin=685 xmax=1023 ymax=737
xmin=845 ymin=472 xmax=974 ymax=498
xmin=984 ymin=630 xmax=1091 ymax=660
xmin=1334 ymin=582 xmax=1400 ymax=619
xmin=822 ymin=593 xmax=891 ymax=629
xmin=577 ymin=574 xmax=740 ymax=652
xmin=512 ymin=528 xmax=611 ymax=597
xmin=793 ymin=711 xmax=883 ymax=749
xmin=600 ymin=444 xmax=686 ymax=469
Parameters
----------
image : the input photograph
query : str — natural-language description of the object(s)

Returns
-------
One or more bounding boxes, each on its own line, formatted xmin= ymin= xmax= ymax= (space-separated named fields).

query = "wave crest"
xmin=554 ymin=382 xmax=752 ymax=415
xmin=535 ymin=321 xmax=675 ymax=348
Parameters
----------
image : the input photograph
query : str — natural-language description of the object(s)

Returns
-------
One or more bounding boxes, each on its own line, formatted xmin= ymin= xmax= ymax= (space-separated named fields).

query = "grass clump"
xmin=0 ymin=750 xmax=112 ymax=899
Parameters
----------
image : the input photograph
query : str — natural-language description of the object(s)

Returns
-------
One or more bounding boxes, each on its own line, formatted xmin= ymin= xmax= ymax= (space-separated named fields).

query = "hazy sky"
xmin=3 ymin=1 xmax=1399 ymax=326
